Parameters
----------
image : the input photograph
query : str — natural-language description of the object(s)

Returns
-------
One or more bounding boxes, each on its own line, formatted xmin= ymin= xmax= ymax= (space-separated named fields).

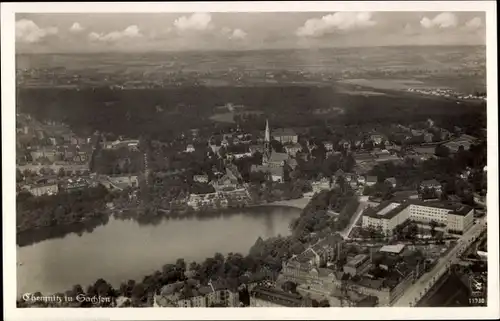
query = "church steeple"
xmin=263 ymin=119 xmax=271 ymax=164
xmin=265 ymin=119 xmax=270 ymax=144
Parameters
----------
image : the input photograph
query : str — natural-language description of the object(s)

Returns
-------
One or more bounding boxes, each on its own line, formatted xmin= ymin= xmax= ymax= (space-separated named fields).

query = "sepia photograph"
xmin=2 ymin=1 xmax=498 ymax=320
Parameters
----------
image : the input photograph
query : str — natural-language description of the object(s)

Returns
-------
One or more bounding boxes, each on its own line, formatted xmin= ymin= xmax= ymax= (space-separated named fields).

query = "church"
xmin=251 ymin=119 xmax=296 ymax=182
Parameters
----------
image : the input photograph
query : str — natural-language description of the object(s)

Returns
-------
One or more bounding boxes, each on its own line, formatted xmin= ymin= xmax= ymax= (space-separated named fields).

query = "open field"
xmin=338 ymin=78 xmax=427 ymax=91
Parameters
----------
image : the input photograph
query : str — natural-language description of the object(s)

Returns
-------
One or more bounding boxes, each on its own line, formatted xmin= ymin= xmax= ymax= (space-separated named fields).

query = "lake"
xmin=16 ymin=206 xmax=301 ymax=296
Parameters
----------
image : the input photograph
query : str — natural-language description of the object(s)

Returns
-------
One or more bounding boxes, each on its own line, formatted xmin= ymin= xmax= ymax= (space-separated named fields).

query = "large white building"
xmin=362 ymin=202 xmax=411 ymax=234
xmin=362 ymin=201 xmax=474 ymax=235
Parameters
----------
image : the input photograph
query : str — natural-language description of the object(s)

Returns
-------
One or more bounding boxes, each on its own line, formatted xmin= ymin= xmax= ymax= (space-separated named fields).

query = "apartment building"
xmin=362 ymin=200 xmax=474 ymax=235
xmin=362 ymin=202 xmax=411 ymax=235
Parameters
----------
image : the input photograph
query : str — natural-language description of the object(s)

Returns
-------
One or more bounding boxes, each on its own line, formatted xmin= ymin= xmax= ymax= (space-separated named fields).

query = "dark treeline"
xmin=16 ymin=185 xmax=111 ymax=236
xmin=17 ymin=216 xmax=109 ymax=247
xmin=17 ymin=87 xmax=486 ymax=140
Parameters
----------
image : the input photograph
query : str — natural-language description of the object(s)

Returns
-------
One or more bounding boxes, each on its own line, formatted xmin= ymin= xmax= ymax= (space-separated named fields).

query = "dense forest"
xmin=17 ymin=86 xmax=486 ymax=140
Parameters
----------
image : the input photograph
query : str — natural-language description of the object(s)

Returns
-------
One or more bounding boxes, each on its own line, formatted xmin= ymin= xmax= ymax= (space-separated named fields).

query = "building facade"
xmin=250 ymin=286 xmax=306 ymax=307
xmin=362 ymin=201 xmax=474 ymax=235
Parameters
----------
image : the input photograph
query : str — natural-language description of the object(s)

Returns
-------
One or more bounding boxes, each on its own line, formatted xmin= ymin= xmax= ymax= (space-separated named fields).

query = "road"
xmin=392 ymin=218 xmax=487 ymax=307
xmin=340 ymin=199 xmax=369 ymax=239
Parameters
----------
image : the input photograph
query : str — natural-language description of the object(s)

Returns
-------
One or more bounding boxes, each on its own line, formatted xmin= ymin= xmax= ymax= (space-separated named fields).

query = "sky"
xmin=15 ymin=12 xmax=486 ymax=53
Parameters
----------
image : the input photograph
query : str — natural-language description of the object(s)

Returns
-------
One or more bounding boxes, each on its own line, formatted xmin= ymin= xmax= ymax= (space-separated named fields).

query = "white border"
xmin=2 ymin=2 xmax=498 ymax=320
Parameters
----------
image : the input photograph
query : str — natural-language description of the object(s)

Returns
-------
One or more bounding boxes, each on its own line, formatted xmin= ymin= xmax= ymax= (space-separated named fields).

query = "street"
xmin=340 ymin=199 xmax=368 ymax=240
xmin=392 ymin=218 xmax=487 ymax=307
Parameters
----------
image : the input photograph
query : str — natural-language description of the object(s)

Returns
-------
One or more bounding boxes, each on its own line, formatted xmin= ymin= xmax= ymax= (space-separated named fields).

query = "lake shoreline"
xmin=16 ymin=198 xmax=309 ymax=248
xmin=17 ymin=206 xmax=301 ymax=296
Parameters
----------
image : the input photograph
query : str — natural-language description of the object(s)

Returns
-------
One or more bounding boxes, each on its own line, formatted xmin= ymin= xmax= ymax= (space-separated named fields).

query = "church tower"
xmin=265 ymin=119 xmax=270 ymax=147
xmin=263 ymin=119 xmax=271 ymax=164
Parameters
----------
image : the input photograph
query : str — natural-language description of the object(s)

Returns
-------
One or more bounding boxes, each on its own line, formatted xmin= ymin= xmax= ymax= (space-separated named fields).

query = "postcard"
xmin=2 ymin=1 xmax=498 ymax=320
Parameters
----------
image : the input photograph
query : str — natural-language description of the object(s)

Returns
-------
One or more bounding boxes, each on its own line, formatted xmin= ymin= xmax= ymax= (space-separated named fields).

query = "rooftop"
xmin=251 ymin=286 xmax=303 ymax=307
xmin=295 ymin=248 xmax=318 ymax=263
xmin=284 ymin=143 xmax=302 ymax=149
xmin=379 ymin=244 xmax=406 ymax=254
xmin=272 ymin=128 xmax=297 ymax=137
xmin=268 ymin=166 xmax=285 ymax=177
xmin=268 ymin=152 xmax=289 ymax=163
xmin=346 ymin=254 xmax=369 ymax=268
xmin=420 ymin=179 xmax=441 ymax=186
xmin=448 ymin=204 xmax=474 ymax=216
xmin=363 ymin=201 xmax=406 ymax=220
xmin=377 ymin=202 xmax=401 ymax=216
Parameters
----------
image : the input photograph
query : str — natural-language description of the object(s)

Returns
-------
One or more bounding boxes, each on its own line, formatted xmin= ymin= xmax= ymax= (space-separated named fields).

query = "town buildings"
xmin=343 ymin=254 xmax=370 ymax=276
xmin=193 ymin=174 xmax=209 ymax=183
xmin=99 ymin=175 xmax=139 ymax=191
xmin=284 ymin=143 xmax=302 ymax=157
xmin=443 ymin=134 xmax=478 ymax=153
xmin=361 ymin=201 xmax=474 ymax=235
xmin=419 ymin=179 xmax=442 ymax=193
xmin=25 ymin=182 xmax=59 ymax=196
xmin=311 ymin=178 xmax=332 ymax=194
xmin=251 ymin=120 xmax=296 ymax=183
xmin=154 ymin=280 xmax=239 ymax=307
xmin=272 ymin=128 xmax=298 ymax=144
xmin=250 ymin=286 xmax=309 ymax=307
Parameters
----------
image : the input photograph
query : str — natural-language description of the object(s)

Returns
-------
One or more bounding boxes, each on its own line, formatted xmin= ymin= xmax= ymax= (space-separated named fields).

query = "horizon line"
xmin=16 ymin=43 xmax=486 ymax=55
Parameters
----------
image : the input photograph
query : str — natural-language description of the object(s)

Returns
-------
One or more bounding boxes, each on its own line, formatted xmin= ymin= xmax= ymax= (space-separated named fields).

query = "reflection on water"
xmin=17 ymin=206 xmax=300 ymax=295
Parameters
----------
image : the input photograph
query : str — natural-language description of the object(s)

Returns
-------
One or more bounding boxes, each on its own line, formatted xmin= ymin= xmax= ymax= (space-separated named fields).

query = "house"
xmin=269 ymin=167 xmax=285 ymax=183
xmin=339 ymin=139 xmax=351 ymax=149
xmin=443 ymin=134 xmax=478 ymax=153
xmin=379 ymin=244 xmax=406 ymax=255
xmin=354 ymin=152 xmax=375 ymax=164
xmin=48 ymin=137 xmax=57 ymax=146
xmin=284 ymin=143 xmax=302 ymax=157
xmin=385 ymin=177 xmax=397 ymax=188
xmin=366 ymin=176 xmax=378 ymax=186
xmin=343 ymin=254 xmax=370 ymax=276
xmin=344 ymin=173 xmax=357 ymax=183
xmin=424 ymin=133 xmax=434 ymax=143
xmin=419 ymin=179 xmax=442 ymax=192
xmin=272 ymin=128 xmax=298 ymax=144
xmin=311 ymin=178 xmax=331 ymax=194
xmin=411 ymin=129 xmax=425 ymax=137
xmin=264 ymin=151 xmax=289 ymax=168
xmin=287 ymin=158 xmax=298 ymax=170
xmin=28 ymin=182 xmax=59 ymax=196
xmin=370 ymin=134 xmax=385 ymax=145
xmin=185 ymin=144 xmax=196 ymax=153
xmin=193 ymin=174 xmax=209 ymax=183
xmin=323 ymin=141 xmax=334 ymax=151
xmin=209 ymin=144 xmax=221 ymax=154
xmin=332 ymin=169 xmax=345 ymax=184
xmin=104 ymin=175 xmax=139 ymax=190
xmin=249 ymin=144 xmax=265 ymax=154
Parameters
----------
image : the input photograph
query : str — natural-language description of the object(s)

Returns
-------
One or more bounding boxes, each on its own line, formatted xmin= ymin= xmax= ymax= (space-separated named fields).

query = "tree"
xmin=429 ymin=220 xmax=438 ymax=237
xmin=58 ymin=167 xmax=66 ymax=177
xmin=281 ymin=281 xmax=298 ymax=293
xmin=435 ymin=145 xmax=450 ymax=158
xmin=176 ymin=258 xmax=187 ymax=272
